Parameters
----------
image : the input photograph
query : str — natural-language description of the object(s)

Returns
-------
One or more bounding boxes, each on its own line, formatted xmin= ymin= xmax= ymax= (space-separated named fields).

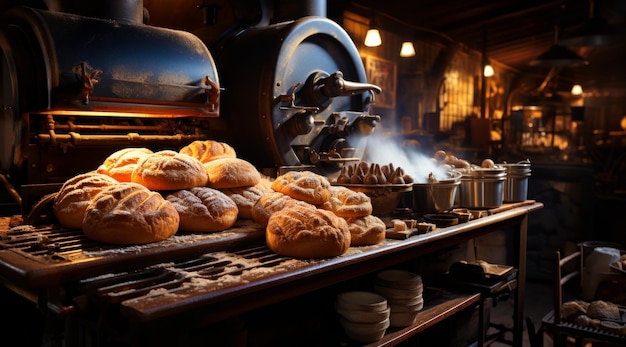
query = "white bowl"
xmin=374 ymin=283 xmax=423 ymax=300
xmin=389 ymin=298 xmax=424 ymax=313
xmin=386 ymin=293 xmax=423 ymax=306
xmin=336 ymin=306 xmax=390 ymax=324
xmin=336 ymin=291 xmax=388 ymax=312
xmin=341 ymin=317 xmax=390 ymax=343
xmin=389 ymin=310 xmax=419 ymax=327
xmin=375 ymin=269 xmax=422 ymax=290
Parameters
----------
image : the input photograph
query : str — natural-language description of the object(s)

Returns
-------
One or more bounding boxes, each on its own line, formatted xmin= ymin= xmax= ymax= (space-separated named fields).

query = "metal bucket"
xmin=501 ymin=160 xmax=531 ymax=202
xmin=412 ymin=171 xmax=461 ymax=213
xmin=457 ymin=167 xmax=506 ymax=209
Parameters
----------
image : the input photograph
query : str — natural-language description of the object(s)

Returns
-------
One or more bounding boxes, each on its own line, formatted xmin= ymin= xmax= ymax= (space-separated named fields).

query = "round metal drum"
xmin=210 ymin=16 xmax=375 ymax=174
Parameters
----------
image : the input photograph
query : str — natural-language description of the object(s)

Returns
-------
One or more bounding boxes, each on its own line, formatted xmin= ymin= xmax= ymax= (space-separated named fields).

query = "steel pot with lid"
xmin=412 ymin=170 xmax=461 ymax=213
xmin=457 ymin=166 xmax=506 ymax=209
xmin=500 ymin=159 xmax=531 ymax=202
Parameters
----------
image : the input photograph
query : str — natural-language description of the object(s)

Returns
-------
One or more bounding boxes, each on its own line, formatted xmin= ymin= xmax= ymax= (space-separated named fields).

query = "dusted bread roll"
xmin=586 ymin=300 xmax=621 ymax=321
xmin=97 ymin=147 xmax=153 ymax=182
xmin=266 ymin=204 xmax=351 ymax=258
xmin=204 ymin=157 xmax=261 ymax=189
xmin=131 ymin=150 xmax=208 ymax=190
xmin=320 ymin=186 xmax=372 ymax=217
xmin=271 ymin=170 xmax=331 ymax=205
xmin=83 ymin=182 xmax=179 ymax=244
xmin=179 ymin=140 xmax=236 ymax=163
xmin=221 ymin=182 xmax=273 ymax=220
xmin=166 ymin=187 xmax=238 ymax=232
xmin=251 ymin=191 xmax=312 ymax=226
xmin=345 ymin=215 xmax=386 ymax=246
xmin=53 ymin=172 xmax=119 ymax=229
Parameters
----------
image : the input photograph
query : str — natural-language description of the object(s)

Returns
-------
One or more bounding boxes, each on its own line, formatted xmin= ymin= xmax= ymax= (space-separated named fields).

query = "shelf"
xmin=363 ymin=291 xmax=481 ymax=347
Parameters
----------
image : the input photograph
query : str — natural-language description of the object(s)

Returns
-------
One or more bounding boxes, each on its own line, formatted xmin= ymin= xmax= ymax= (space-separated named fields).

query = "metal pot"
xmin=457 ymin=167 xmax=506 ymax=209
xmin=412 ymin=171 xmax=461 ymax=213
xmin=500 ymin=160 xmax=531 ymax=202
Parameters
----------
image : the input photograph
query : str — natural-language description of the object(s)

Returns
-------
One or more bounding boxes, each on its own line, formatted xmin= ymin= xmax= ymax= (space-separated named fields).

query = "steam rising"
xmin=363 ymin=136 xmax=447 ymax=183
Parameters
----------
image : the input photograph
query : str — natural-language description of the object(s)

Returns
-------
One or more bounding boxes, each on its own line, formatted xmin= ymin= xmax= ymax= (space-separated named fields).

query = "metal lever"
xmin=316 ymin=71 xmax=382 ymax=98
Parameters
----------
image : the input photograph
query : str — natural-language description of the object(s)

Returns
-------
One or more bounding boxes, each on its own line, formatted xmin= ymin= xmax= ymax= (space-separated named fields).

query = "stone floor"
xmin=489 ymin=279 xmax=554 ymax=347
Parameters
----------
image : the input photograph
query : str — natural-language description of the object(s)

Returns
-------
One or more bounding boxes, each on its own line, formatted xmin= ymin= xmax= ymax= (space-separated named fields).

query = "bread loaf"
xmin=83 ymin=182 xmax=179 ymax=244
xmin=179 ymin=140 xmax=236 ymax=163
xmin=344 ymin=215 xmax=386 ymax=246
xmin=53 ymin=172 xmax=119 ymax=229
xmin=251 ymin=191 xmax=311 ymax=226
xmin=270 ymin=170 xmax=331 ymax=205
xmin=221 ymin=182 xmax=273 ymax=220
xmin=131 ymin=150 xmax=208 ymax=190
xmin=166 ymin=187 xmax=238 ymax=232
xmin=320 ymin=186 xmax=372 ymax=217
xmin=266 ymin=204 xmax=351 ymax=258
xmin=97 ymin=147 xmax=153 ymax=182
xmin=204 ymin=157 xmax=261 ymax=189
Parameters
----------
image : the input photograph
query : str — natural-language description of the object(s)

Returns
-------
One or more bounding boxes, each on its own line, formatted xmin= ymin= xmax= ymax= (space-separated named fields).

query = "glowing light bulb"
xmin=364 ymin=29 xmax=382 ymax=47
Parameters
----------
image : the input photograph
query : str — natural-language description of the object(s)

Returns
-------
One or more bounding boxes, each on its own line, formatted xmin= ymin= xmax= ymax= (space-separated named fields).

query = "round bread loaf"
xmin=97 ymin=147 xmax=153 ymax=182
xmin=344 ymin=214 xmax=386 ymax=246
xmin=204 ymin=157 xmax=261 ymax=189
xmin=179 ymin=140 xmax=236 ymax=163
xmin=251 ymin=191 xmax=312 ymax=226
xmin=53 ymin=172 xmax=119 ymax=229
xmin=221 ymin=182 xmax=273 ymax=220
xmin=266 ymin=204 xmax=351 ymax=258
xmin=586 ymin=300 xmax=621 ymax=321
xmin=131 ymin=150 xmax=208 ymax=190
xmin=166 ymin=187 xmax=238 ymax=232
xmin=320 ymin=186 xmax=372 ymax=217
xmin=83 ymin=182 xmax=179 ymax=244
xmin=270 ymin=170 xmax=331 ymax=205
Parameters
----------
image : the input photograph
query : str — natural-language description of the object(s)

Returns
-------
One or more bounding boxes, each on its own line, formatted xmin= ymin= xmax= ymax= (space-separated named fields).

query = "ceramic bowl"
xmin=389 ymin=310 xmax=419 ymax=327
xmin=374 ymin=283 xmax=423 ymax=300
xmin=389 ymin=298 xmax=424 ymax=313
xmin=336 ymin=305 xmax=390 ymax=324
xmin=385 ymin=293 xmax=423 ymax=306
xmin=336 ymin=291 xmax=388 ymax=312
xmin=375 ymin=269 xmax=422 ymax=290
xmin=340 ymin=317 xmax=390 ymax=343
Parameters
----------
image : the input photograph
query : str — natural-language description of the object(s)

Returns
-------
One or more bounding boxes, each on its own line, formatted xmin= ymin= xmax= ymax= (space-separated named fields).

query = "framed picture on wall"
xmin=363 ymin=55 xmax=397 ymax=109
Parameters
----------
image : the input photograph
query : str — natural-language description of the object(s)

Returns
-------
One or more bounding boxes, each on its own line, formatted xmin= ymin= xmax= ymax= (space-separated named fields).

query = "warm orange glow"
xmin=41 ymin=110 xmax=193 ymax=118
xmin=364 ymin=29 xmax=382 ymax=47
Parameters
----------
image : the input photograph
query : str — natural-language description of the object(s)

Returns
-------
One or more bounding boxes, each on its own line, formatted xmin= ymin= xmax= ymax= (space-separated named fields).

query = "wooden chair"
xmin=539 ymin=244 xmax=626 ymax=347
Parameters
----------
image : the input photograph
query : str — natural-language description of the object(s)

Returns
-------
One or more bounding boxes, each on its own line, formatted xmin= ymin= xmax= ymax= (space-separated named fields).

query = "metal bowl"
xmin=411 ymin=171 xmax=461 ymax=213
xmin=335 ymin=183 xmax=413 ymax=216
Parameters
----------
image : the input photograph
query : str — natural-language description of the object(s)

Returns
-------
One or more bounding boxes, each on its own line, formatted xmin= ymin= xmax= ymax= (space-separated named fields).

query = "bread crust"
xmin=131 ymin=150 xmax=208 ymax=190
xmin=271 ymin=171 xmax=331 ymax=205
xmin=251 ymin=191 xmax=311 ymax=226
xmin=179 ymin=140 xmax=236 ymax=163
xmin=266 ymin=205 xmax=351 ymax=258
xmin=221 ymin=182 xmax=272 ymax=219
xmin=83 ymin=182 xmax=179 ymax=244
xmin=53 ymin=172 xmax=119 ymax=229
xmin=166 ymin=187 xmax=238 ymax=232
xmin=204 ymin=157 xmax=261 ymax=189
xmin=320 ymin=186 xmax=372 ymax=217
xmin=344 ymin=214 xmax=386 ymax=246
xmin=97 ymin=147 xmax=153 ymax=182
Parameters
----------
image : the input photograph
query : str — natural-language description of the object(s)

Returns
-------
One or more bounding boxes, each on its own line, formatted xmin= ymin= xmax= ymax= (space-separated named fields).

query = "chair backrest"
xmin=553 ymin=244 xmax=584 ymax=324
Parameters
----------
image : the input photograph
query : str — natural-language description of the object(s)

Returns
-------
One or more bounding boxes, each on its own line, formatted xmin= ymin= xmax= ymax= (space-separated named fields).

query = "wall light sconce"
xmin=400 ymin=41 xmax=415 ymax=57
xmin=571 ymin=84 xmax=583 ymax=95
xmin=364 ymin=28 xmax=382 ymax=47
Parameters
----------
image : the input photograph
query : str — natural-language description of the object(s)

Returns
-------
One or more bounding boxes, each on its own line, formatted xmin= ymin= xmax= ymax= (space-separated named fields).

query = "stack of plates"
xmin=374 ymin=269 xmax=424 ymax=327
xmin=335 ymin=291 xmax=391 ymax=343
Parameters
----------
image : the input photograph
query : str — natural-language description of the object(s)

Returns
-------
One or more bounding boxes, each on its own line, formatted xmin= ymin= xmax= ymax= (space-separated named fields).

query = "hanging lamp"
xmin=559 ymin=0 xmax=626 ymax=46
xmin=528 ymin=26 xmax=589 ymax=67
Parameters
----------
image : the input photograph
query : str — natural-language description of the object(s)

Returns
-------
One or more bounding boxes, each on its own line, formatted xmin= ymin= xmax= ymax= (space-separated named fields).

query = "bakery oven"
xmin=0 ymin=0 xmax=381 ymax=217
xmin=0 ymin=0 xmax=384 ymax=345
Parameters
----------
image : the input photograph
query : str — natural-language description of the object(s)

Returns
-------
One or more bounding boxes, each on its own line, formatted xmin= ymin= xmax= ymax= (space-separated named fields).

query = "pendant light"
xmin=559 ymin=0 xmax=626 ymax=46
xmin=400 ymin=41 xmax=415 ymax=57
xmin=364 ymin=15 xmax=382 ymax=47
xmin=528 ymin=26 xmax=589 ymax=67
xmin=483 ymin=60 xmax=494 ymax=77
xmin=571 ymin=84 xmax=583 ymax=95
